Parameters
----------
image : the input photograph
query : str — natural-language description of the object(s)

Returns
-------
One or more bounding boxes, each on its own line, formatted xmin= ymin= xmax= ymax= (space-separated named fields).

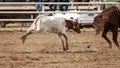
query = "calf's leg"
xmin=21 ymin=22 xmax=36 ymax=43
xmin=58 ymin=32 xmax=69 ymax=51
xmin=63 ymin=34 xmax=68 ymax=50
xmin=21 ymin=30 xmax=32 ymax=43
xmin=58 ymin=34 xmax=66 ymax=51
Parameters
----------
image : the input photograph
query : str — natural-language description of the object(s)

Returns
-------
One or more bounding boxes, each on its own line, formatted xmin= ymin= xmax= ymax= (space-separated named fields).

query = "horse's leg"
xmin=63 ymin=34 xmax=68 ymax=50
xmin=58 ymin=33 xmax=66 ymax=51
xmin=102 ymin=28 xmax=112 ymax=48
xmin=110 ymin=27 xmax=120 ymax=49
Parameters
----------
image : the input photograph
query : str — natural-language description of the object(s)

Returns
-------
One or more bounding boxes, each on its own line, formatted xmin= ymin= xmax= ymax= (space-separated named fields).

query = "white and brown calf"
xmin=21 ymin=15 xmax=80 ymax=51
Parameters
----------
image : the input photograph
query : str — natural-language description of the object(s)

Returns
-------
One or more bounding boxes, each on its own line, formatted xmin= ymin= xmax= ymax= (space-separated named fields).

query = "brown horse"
xmin=93 ymin=6 xmax=120 ymax=49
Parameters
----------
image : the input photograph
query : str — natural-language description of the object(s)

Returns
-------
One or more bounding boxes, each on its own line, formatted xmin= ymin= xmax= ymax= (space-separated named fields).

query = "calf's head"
xmin=65 ymin=19 xmax=80 ymax=33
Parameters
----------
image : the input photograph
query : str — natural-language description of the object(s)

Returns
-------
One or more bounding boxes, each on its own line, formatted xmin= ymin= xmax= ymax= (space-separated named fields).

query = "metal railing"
xmin=0 ymin=2 xmax=118 ymax=5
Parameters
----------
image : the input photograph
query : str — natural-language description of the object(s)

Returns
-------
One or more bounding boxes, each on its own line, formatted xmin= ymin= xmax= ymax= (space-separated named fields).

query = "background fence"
xmin=0 ymin=2 xmax=118 ymax=22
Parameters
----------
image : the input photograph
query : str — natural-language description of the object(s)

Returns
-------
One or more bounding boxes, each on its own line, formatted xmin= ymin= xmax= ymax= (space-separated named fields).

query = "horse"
xmin=93 ymin=6 xmax=120 ymax=49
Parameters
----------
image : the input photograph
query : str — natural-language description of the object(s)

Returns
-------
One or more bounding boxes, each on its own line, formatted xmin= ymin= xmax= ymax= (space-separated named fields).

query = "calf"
xmin=21 ymin=15 xmax=80 ymax=51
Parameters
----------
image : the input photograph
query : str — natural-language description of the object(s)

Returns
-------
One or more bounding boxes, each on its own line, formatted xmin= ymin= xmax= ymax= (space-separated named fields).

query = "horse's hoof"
xmin=117 ymin=47 xmax=120 ymax=50
xmin=108 ymin=46 xmax=112 ymax=48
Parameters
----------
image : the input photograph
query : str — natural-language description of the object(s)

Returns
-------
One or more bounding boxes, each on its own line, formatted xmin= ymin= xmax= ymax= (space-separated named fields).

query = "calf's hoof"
xmin=20 ymin=36 xmax=26 ymax=43
xmin=66 ymin=47 xmax=69 ymax=50
xmin=63 ymin=48 xmax=66 ymax=51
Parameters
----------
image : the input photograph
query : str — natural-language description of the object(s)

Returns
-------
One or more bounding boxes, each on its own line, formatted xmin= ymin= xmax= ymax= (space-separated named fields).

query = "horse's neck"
xmin=116 ymin=5 xmax=120 ymax=11
xmin=115 ymin=5 xmax=120 ymax=17
xmin=103 ymin=7 xmax=115 ymax=13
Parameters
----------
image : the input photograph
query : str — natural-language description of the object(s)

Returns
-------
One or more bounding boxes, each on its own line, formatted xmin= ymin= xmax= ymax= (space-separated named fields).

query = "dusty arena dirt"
xmin=0 ymin=30 xmax=120 ymax=68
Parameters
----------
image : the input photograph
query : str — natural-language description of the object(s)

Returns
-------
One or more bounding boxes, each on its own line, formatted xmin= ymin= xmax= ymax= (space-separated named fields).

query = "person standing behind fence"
xmin=97 ymin=0 xmax=104 ymax=11
xmin=33 ymin=0 xmax=42 ymax=11
xmin=59 ymin=0 xmax=69 ymax=11
xmin=49 ymin=0 xmax=58 ymax=11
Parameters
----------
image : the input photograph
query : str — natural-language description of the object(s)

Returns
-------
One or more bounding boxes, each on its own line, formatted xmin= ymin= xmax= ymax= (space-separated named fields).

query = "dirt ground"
xmin=0 ymin=30 xmax=120 ymax=68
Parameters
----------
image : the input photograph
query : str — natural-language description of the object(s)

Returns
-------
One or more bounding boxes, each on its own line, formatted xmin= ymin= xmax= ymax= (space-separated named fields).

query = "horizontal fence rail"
xmin=0 ymin=19 xmax=34 ymax=21
xmin=0 ymin=11 xmax=101 ymax=14
xmin=0 ymin=2 xmax=118 ymax=5
xmin=0 ymin=19 xmax=93 ymax=22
